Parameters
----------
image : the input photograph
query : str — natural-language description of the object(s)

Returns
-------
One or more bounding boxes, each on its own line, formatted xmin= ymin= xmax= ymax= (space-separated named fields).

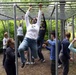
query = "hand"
xmin=72 ymin=38 xmax=76 ymax=43
xmin=74 ymin=38 xmax=76 ymax=41
xmin=42 ymin=44 xmax=46 ymax=48
xmin=28 ymin=6 xmax=32 ymax=11
xmin=70 ymin=57 xmax=73 ymax=61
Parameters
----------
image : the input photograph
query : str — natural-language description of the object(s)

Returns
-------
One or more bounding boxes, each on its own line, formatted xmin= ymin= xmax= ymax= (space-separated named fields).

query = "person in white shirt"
xmin=3 ymin=32 xmax=9 ymax=66
xmin=17 ymin=23 xmax=24 ymax=47
xmin=18 ymin=4 xmax=42 ymax=68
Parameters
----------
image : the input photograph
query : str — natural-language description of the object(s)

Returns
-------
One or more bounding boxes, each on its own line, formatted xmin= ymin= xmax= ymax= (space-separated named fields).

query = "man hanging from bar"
xmin=18 ymin=3 xmax=42 ymax=68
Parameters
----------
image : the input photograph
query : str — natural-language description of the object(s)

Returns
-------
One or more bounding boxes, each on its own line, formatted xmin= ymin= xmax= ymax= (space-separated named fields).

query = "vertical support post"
xmin=13 ymin=4 xmax=18 ymax=75
xmin=49 ymin=19 xmax=52 ymax=39
xmin=7 ymin=20 xmax=10 ymax=38
xmin=50 ymin=19 xmax=52 ymax=31
xmin=72 ymin=16 xmax=74 ymax=63
xmin=48 ymin=20 xmax=50 ymax=39
xmin=55 ymin=3 xmax=58 ymax=75
xmin=50 ymin=19 xmax=52 ymax=33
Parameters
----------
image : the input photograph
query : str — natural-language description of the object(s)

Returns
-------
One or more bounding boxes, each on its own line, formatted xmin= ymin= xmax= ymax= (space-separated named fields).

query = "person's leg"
xmin=37 ymin=39 xmax=41 ymax=60
xmin=3 ymin=49 xmax=6 ymax=66
xmin=18 ymin=38 xmax=28 ymax=66
xmin=12 ymin=63 xmax=16 ymax=75
xmin=4 ymin=62 xmax=12 ymax=75
xmin=63 ymin=59 xmax=69 ymax=75
xmin=17 ymin=36 xmax=24 ymax=47
xmin=37 ymin=38 xmax=45 ymax=61
xmin=17 ymin=36 xmax=20 ymax=47
xmin=58 ymin=58 xmax=62 ymax=65
xmin=51 ymin=60 xmax=55 ymax=75
xmin=58 ymin=58 xmax=62 ymax=68
xmin=20 ymin=36 xmax=24 ymax=42
xmin=29 ymin=40 xmax=38 ymax=60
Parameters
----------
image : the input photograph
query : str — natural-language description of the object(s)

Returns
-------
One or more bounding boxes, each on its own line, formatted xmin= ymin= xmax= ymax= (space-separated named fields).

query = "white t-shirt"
xmin=25 ymin=10 xmax=42 ymax=40
xmin=3 ymin=37 xmax=9 ymax=49
xmin=17 ymin=26 xmax=23 ymax=36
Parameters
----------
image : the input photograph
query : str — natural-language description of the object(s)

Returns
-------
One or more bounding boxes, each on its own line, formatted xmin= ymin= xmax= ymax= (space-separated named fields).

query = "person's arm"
xmin=42 ymin=13 xmax=46 ymax=29
xmin=68 ymin=38 xmax=76 ymax=53
xmin=42 ymin=43 xmax=51 ymax=51
xmin=46 ymin=46 xmax=51 ymax=51
xmin=36 ymin=3 xmax=42 ymax=27
xmin=47 ymin=39 xmax=53 ymax=45
xmin=25 ymin=6 xmax=32 ymax=27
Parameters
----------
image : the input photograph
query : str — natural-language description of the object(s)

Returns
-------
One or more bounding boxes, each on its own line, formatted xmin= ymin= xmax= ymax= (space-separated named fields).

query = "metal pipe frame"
xmin=66 ymin=13 xmax=76 ymax=20
xmin=16 ymin=4 xmax=33 ymax=20
xmin=72 ymin=16 xmax=75 ymax=63
xmin=13 ymin=4 xmax=18 ymax=75
xmin=16 ymin=5 xmax=26 ymax=14
xmin=0 ymin=1 xmax=76 ymax=20
xmin=1 ymin=4 xmax=76 ymax=9
xmin=7 ymin=20 xmax=10 ymax=38
xmin=0 ymin=0 xmax=76 ymax=4
xmin=55 ymin=3 xmax=58 ymax=75
xmin=0 ymin=13 xmax=14 ymax=19
xmin=0 ymin=6 xmax=47 ymax=9
xmin=49 ymin=5 xmax=55 ymax=20
xmin=0 ymin=1 xmax=76 ymax=6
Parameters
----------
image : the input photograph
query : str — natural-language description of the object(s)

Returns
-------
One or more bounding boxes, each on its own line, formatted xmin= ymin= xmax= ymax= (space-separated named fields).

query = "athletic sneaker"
xmin=30 ymin=62 xmax=35 ymax=65
xmin=41 ymin=59 xmax=45 ymax=63
xmin=26 ymin=62 xmax=30 ymax=65
xmin=58 ymin=65 xmax=62 ymax=68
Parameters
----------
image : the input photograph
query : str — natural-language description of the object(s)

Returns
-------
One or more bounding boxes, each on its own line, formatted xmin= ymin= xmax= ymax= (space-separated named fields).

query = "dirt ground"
xmin=0 ymin=50 xmax=76 ymax=75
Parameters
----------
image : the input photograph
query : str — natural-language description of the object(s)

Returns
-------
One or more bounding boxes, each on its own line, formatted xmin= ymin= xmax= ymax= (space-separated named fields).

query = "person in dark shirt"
xmin=37 ymin=13 xmax=46 ymax=62
xmin=59 ymin=32 xmax=72 ymax=75
xmin=4 ymin=38 xmax=16 ymax=75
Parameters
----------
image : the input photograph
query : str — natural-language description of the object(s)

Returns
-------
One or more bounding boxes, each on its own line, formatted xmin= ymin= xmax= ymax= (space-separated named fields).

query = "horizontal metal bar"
xmin=49 ymin=5 xmax=55 ymax=20
xmin=0 ymin=3 xmax=50 ymax=6
xmin=0 ymin=13 xmax=14 ymax=19
xmin=16 ymin=5 xmax=26 ymax=14
xmin=0 ymin=1 xmax=76 ymax=4
xmin=16 ymin=5 xmax=33 ymax=20
xmin=0 ymin=5 xmax=76 ymax=9
xmin=0 ymin=1 xmax=51 ymax=4
xmin=0 ymin=2 xmax=76 ymax=6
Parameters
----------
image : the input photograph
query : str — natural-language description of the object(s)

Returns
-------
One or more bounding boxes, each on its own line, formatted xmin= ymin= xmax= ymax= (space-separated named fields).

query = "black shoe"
xmin=21 ymin=62 xmax=25 ymax=68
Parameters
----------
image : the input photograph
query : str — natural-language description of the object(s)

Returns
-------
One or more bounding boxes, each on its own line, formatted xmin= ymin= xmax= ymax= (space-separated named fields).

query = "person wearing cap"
xmin=2 ymin=32 xmax=9 ymax=66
